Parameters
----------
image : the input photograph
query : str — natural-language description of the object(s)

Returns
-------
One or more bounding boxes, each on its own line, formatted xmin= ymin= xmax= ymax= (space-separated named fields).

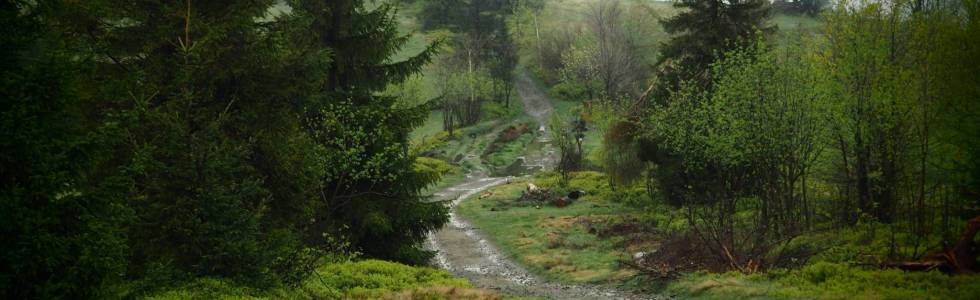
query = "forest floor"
xmin=424 ymin=69 xmax=659 ymax=300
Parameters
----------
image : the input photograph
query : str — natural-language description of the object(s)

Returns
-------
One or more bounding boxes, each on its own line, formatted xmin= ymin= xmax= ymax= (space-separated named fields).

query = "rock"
xmin=553 ymin=197 xmax=569 ymax=208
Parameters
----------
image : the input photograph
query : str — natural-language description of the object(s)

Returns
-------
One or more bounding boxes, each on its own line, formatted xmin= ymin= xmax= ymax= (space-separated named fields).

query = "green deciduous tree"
xmin=642 ymin=40 xmax=826 ymax=270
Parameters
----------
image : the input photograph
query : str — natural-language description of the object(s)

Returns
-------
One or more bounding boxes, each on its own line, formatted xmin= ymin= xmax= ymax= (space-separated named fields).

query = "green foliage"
xmin=668 ymin=262 xmax=980 ymax=299
xmin=291 ymin=0 xmax=448 ymax=265
xmin=305 ymin=260 xmax=471 ymax=299
xmin=442 ymin=67 xmax=497 ymax=126
xmin=482 ymin=100 xmax=521 ymax=120
xmin=456 ymin=176 xmax=638 ymax=284
xmin=410 ymin=111 xmax=448 ymax=142
xmin=805 ymin=0 xmax=980 ymax=226
xmin=140 ymin=259 xmax=472 ymax=300
xmin=414 ymin=156 xmax=457 ymax=179
xmin=549 ymin=114 xmax=584 ymax=184
xmin=423 ymin=0 xmax=518 ymax=130
xmin=2 ymin=0 xmax=452 ymax=294
xmin=654 ymin=0 xmax=773 ymax=99
xmin=555 ymin=44 xmax=601 ymax=101
xmin=1 ymin=3 xmax=131 ymax=298
xmin=533 ymin=171 xmax=616 ymax=203
xmin=485 ymin=132 xmax=534 ymax=168
xmin=644 ymin=40 xmax=825 ymax=208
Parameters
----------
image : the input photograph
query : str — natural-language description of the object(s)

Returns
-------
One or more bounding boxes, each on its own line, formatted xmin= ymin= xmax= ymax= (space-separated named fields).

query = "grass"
xmin=667 ymin=262 xmax=980 ymax=300
xmin=772 ymin=13 xmax=823 ymax=33
xmin=457 ymin=172 xmax=643 ymax=285
xmin=390 ymin=0 xmax=432 ymax=63
xmin=485 ymin=131 xmax=535 ymax=168
xmin=459 ymin=171 xmax=980 ymax=299
xmin=411 ymin=110 xmax=445 ymax=142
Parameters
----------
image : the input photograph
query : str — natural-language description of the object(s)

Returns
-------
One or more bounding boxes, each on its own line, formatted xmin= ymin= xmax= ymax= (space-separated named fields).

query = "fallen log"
xmin=881 ymin=215 xmax=980 ymax=274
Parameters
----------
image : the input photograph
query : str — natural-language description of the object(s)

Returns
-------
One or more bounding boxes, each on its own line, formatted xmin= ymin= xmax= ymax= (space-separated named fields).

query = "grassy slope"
xmin=458 ymin=171 xmax=980 ymax=299
xmin=457 ymin=172 xmax=645 ymax=285
xmin=411 ymin=110 xmax=445 ymax=141
xmin=485 ymin=130 xmax=535 ymax=168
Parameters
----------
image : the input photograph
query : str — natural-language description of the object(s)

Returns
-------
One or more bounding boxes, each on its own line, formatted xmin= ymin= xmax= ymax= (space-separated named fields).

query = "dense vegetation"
xmin=4 ymin=0 xmax=980 ymax=299
xmin=638 ymin=0 xmax=980 ymax=273
xmin=509 ymin=0 xmax=980 ymax=270
xmin=1 ymin=0 xmax=450 ymax=298
xmin=457 ymin=0 xmax=980 ymax=298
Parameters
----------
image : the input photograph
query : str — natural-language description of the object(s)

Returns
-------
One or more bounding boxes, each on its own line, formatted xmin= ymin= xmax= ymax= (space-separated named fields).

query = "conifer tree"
xmin=1 ymin=2 xmax=131 ymax=297
xmin=654 ymin=0 xmax=772 ymax=100
xmin=291 ymin=0 xmax=447 ymax=264
xmin=56 ymin=0 xmax=323 ymax=283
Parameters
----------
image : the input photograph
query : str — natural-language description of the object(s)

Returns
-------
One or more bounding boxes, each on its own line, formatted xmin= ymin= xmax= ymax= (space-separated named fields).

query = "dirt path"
xmin=515 ymin=69 xmax=558 ymax=173
xmin=424 ymin=70 xmax=655 ymax=299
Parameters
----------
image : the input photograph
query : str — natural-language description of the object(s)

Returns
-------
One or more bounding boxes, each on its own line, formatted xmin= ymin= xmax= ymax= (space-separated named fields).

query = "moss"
xmin=668 ymin=263 xmax=980 ymax=300
xmin=140 ymin=260 xmax=479 ymax=300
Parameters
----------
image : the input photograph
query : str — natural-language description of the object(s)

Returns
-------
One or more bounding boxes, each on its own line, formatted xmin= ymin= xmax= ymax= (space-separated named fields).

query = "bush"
xmin=140 ymin=260 xmax=475 ymax=300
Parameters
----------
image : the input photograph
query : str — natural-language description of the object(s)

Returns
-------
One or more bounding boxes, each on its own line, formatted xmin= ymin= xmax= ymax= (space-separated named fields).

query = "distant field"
xmin=411 ymin=110 xmax=444 ymax=141
xmin=773 ymin=12 xmax=823 ymax=32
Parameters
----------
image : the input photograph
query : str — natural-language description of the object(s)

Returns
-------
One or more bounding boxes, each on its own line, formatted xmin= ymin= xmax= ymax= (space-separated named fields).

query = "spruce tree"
xmin=654 ymin=0 xmax=772 ymax=100
xmin=291 ymin=0 xmax=447 ymax=264
xmin=641 ymin=0 xmax=772 ymax=207
xmin=1 ymin=2 xmax=131 ymax=297
xmin=57 ymin=0 xmax=323 ymax=283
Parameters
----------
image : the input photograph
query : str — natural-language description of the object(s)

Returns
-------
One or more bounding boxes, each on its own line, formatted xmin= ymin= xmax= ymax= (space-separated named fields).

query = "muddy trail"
xmin=424 ymin=70 xmax=657 ymax=299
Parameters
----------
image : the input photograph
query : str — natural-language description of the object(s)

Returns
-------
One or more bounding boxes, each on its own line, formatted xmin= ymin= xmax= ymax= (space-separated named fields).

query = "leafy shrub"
xmin=415 ymin=157 xmax=458 ymax=179
xmin=140 ymin=260 xmax=474 ymax=300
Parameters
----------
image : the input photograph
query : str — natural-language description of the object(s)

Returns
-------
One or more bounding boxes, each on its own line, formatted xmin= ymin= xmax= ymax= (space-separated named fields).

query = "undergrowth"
xmin=668 ymin=262 xmax=980 ymax=300
xmin=138 ymin=259 xmax=499 ymax=300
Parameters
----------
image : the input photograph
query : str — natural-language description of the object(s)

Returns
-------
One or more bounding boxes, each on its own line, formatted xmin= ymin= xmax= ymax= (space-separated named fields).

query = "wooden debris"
xmin=881 ymin=215 xmax=980 ymax=274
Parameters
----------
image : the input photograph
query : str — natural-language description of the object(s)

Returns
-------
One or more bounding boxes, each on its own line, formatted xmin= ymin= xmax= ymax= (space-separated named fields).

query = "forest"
xmin=1 ymin=0 xmax=979 ymax=299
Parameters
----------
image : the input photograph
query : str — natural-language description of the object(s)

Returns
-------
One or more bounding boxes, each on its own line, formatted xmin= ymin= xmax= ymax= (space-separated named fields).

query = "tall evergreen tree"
xmin=291 ymin=0 xmax=447 ymax=264
xmin=1 ymin=2 xmax=132 ymax=297
xmin=654 ymin=0 xmax=772 ymax=101
xmin=56 ymin=0 xmax=326 ymax=284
